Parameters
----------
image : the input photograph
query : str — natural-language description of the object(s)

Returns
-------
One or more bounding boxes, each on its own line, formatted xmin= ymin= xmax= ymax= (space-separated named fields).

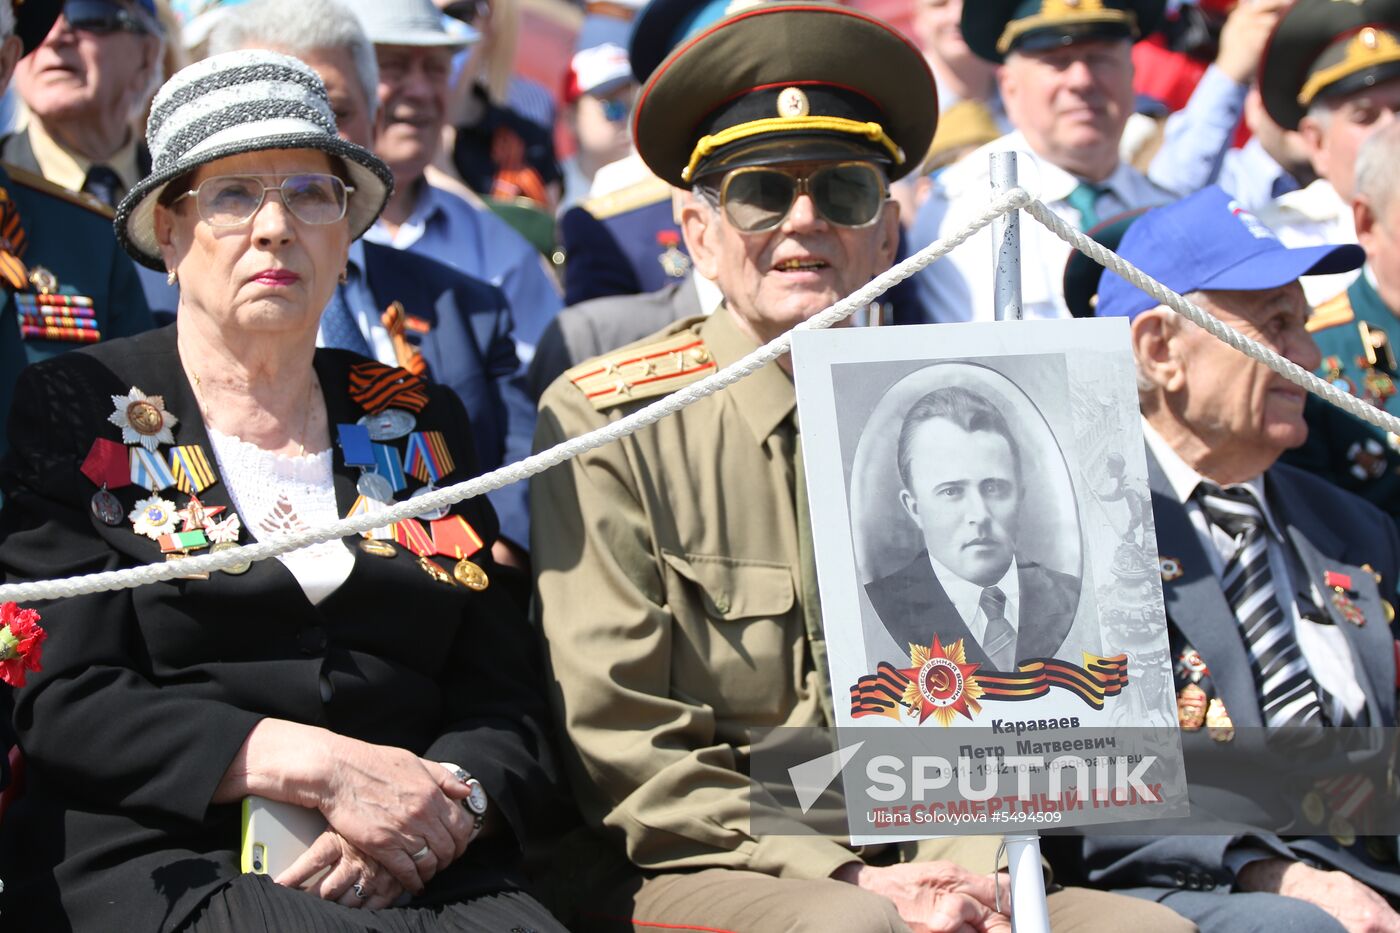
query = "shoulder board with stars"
xmin=580 ymin=174 xmax=673 ymax=221
xmin=5 ymin=165 xmax=114 ymax=218
xmin=566 ymin=329 xmax=717 ymax=411
xmin=1307 ymin=291 xmax=1355 ymax=333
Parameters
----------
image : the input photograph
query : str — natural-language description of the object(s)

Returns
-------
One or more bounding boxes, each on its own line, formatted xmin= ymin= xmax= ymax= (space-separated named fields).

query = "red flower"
xmin=0 ymin=602 xmax=45 ymax=688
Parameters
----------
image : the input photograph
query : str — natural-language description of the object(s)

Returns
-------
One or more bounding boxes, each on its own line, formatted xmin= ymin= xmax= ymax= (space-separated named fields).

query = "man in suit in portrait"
xmin=864 ymin=385 xmax=1081 ymax=671
xmin=1072 ymin=185 xmax=1400 ymax=932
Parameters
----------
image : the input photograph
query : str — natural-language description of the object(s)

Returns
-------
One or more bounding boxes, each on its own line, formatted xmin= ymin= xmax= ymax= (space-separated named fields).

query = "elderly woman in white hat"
xmin=0 ymin=50 xmax=567 ymax=933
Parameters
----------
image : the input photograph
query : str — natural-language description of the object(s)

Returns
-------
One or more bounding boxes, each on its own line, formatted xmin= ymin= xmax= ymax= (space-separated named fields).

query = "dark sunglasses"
xmin=63 ymin=0 xmax=152 ymax=36
xmin=703 ymin=162 xmax=888 ymax=234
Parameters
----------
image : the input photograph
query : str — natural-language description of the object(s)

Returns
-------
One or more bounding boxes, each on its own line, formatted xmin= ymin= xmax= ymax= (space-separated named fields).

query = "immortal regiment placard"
xmin=789 ymin=319 xmax=1188 ymax=841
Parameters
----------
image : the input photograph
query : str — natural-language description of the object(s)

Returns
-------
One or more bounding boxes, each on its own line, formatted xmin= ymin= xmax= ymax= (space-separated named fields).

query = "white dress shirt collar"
xmin=926 ymin=552 xmax=1021 ymax=643
xmin=1141 ymin=420 xmax=1284 ymax=541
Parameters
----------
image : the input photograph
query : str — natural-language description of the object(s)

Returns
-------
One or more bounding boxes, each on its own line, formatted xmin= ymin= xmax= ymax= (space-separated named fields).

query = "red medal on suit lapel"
xmin=431 ymin=516 xmax=489 ymax=590
xmin=82 ymin=438 xmax=131 ymax=526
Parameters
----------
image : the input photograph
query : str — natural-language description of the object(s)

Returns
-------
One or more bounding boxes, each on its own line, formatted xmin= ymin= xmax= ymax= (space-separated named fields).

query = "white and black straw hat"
xmin=115 ymin=50 xmax=395 ymax=271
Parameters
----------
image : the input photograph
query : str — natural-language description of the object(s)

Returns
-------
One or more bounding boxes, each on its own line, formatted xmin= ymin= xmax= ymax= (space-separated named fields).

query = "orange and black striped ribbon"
xmin=347 ymin=360 xmax=429 ymax=414
xmin=849 ymin=654 xmax=1131 ymax=720
xmin=380 ymin=301 xmax=428 ymax=377
xmin=0 ymin=186 xmax=29 ymax=292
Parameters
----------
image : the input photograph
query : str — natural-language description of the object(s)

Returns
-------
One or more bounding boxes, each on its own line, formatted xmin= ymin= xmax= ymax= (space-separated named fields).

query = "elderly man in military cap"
xmin=1257 ymin=0 xmax=1400 ymax=307
xmin=1284 ymin=120 xmax=1400 ymax=517
xmin=0 ymin=0 xmax=152 ymax=461
xmin=530 ymin=4 xmax=1198 ymax=931
xmin=909 ymin=0 xmax=1285 ymax=324
xmin=1064 ymin=185 xmax=1400 ymax=933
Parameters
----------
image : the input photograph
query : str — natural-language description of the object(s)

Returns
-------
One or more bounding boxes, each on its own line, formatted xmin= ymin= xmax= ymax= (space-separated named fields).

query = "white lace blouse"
xmin=206 ymin=427 xmax=355 ymax=605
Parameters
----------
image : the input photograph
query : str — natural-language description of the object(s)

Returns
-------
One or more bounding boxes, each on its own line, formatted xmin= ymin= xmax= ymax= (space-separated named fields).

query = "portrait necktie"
xmin=1196 ymin=482 xmax=1327 ymax=726
xmin=980 ymin=586 xmax=1016 ymax=671
xmin=1065 ymin=181 xmax=1106 ymax=231
xmin=320 ymin=262 xmax=372 ymax=357
xmin=81 ymin=164 xmax=123 ymax=209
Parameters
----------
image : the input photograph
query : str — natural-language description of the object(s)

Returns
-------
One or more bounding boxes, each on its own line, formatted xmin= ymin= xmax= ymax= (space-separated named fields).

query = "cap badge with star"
xmin=1260 ymin=0 xmax=1400 ymax=130
xmin=632 ymin=1 xmax=938 ymax=188
xmin=960 ymin=0 xmax=1165 ymax=64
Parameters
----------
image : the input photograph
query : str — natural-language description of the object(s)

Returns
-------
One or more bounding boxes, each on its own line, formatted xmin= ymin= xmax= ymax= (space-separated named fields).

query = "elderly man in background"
xmin=2 ymin=0 xmax=175 ymax=315
xmin=1257 ymin=0 xmax=1400 ymax=306
xmin=0 ymin=0 xmax=152 ymax=460
xmin=530 ymin=3 xmax=1197 ymax=931
xmin=910 ymin=0 xmax=1285 ymax=324
xmin=335 ymin=0 xmax=563 ymax=365
xmin=1284 ymin=120 xmax=1400 ymax=519
xmin=4 ymin=0 xmax=163 ymax=207
xmin=207 ymin=0 xmax=536 ymax=574
xmin=1072 ymin=186 xmax=1400 ymax=933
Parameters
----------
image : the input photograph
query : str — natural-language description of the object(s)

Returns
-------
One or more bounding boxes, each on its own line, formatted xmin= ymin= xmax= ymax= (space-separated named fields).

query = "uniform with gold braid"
xmin=1259 ymin=0 xmax=1400 ymax=130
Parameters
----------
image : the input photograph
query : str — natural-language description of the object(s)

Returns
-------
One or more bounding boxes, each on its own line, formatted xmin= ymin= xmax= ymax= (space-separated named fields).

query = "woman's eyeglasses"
xmin=175 ymin=174 xmax=354 ymax=227
xmin=700 ymin=162 xmax=887 ymax=234
xmin=63 ymin=0 xmax=154 ymax=36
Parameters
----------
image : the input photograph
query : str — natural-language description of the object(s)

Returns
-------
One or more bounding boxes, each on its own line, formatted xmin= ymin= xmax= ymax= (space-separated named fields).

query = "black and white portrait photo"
xmin=792 ymin=320 xmax=1177 ymax=730
xmin=856 ymin=366 xmax=1084 ymax=672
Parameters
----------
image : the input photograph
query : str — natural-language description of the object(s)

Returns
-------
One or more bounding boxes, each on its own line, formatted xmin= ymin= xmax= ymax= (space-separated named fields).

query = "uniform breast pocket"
xmin=661 ymin=549 xmax=796 ymax=718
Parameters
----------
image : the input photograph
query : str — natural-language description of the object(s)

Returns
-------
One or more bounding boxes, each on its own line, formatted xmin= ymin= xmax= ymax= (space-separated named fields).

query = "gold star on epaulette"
xmin=566 ymin=331 xmax=718 ymax=410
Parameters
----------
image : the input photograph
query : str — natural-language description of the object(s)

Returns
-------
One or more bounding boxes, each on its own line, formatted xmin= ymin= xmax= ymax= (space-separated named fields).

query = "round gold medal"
xmin=358 ymin=538 xmax=397 ymax=558
xmin=211 ymin=541 xmax=252 ymax=575
xmin=453 ymin=558 xmax=490 ymax=591
xmin=1302 ymin=791 xmax=1325 ymax=826
xmin=126 ymin=399 xmax=165 ymax=435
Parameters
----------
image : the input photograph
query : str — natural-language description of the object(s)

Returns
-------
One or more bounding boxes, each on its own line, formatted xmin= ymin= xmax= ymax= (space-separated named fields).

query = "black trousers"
xmin=178 ymin=873 xmax=570 ymax=933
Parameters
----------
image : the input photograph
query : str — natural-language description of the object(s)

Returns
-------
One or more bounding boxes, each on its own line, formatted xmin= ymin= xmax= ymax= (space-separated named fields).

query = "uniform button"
xmin=1173 ymin=870 xmax=1187 ymax=888
xmin=713 ymin=596 xmax=731 ymax=614
xmin=298 ymin=626 xmax=327 ymax=655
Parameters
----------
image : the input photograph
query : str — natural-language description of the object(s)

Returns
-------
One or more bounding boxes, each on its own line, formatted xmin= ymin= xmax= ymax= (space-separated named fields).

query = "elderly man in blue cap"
xmin=1075 ymin=185 xmax=1400 ymax=933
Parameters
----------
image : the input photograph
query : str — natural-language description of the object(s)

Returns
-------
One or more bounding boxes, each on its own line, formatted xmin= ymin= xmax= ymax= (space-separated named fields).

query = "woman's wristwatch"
xmin=440 ymin=761 xmax=488 ymax=841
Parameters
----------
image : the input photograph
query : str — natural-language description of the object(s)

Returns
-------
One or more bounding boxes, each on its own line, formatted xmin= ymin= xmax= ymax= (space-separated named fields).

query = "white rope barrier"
xmin=0 ymin=188 xmax=1030 ymax=603
xmin=1024 ymin=200 xmax=1400 ymax=439
xmin=4 ymin=186 xmax=1395 ymax=603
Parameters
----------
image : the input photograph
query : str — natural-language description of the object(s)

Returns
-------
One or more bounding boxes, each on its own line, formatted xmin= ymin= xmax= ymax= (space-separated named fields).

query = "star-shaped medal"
xmin=898 ymin=636 xmax=984 ymax=726
xmin=176 ymin=493 xmax=225 ymax=533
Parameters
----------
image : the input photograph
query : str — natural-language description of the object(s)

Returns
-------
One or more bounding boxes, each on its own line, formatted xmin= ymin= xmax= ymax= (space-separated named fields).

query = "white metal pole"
xmin=989 ymin=151 xmax=1049 ymax=933
xmin=990 ymin=151 xmax=1023 ymax=323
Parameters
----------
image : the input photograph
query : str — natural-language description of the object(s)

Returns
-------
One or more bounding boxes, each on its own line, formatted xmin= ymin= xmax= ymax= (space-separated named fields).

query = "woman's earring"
xmin=166 ymin=268 xmax=178 ymax=286
xmin=338 ymin=269 xmax=349 ymax=285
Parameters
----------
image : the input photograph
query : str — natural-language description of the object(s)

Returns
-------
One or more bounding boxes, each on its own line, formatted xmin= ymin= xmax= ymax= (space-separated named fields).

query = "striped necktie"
xmin=980 ymin=585 xmax=1016 ymax=671
xmin=1196 ymin=482 xmax=1326 ymax=726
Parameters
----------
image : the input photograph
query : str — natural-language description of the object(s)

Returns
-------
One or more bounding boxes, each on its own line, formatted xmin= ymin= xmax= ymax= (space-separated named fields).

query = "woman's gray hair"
xmin=205 ymin=0 xmax=378 ymax=119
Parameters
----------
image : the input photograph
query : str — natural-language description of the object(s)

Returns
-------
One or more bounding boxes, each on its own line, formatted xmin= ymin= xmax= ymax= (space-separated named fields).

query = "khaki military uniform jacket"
xmin=532 ymin=308 xmax=859 ymax=879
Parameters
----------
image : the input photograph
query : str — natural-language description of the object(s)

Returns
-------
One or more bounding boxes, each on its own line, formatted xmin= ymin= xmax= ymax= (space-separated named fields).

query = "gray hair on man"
xmin=205 ymin=0 xmax=378 ymax=118
xmin=1354 ymin=118 xmax=1400 ymax=217
xmin=0 ymin=0 xmax=16 ymax=43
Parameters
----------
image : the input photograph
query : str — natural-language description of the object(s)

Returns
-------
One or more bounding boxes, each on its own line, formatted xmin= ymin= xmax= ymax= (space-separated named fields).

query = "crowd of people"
xmin=1 ymin=0 xmax=1400 ymax=930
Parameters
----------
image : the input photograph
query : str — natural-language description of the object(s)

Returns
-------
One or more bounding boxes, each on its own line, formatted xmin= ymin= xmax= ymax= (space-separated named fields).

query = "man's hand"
xmin=834 ymin=862 xmax=1013 ymax=933
xmin=1215 ymin=0 xmax=1290 ymax=84
xmin=1237 ymin=858 xmax=1400 ymax=933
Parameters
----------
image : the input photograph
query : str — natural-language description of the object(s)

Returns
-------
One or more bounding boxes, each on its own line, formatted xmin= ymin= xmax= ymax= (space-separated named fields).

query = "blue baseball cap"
xmin=1096 ymin=186 xmax=1365 ymax=321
